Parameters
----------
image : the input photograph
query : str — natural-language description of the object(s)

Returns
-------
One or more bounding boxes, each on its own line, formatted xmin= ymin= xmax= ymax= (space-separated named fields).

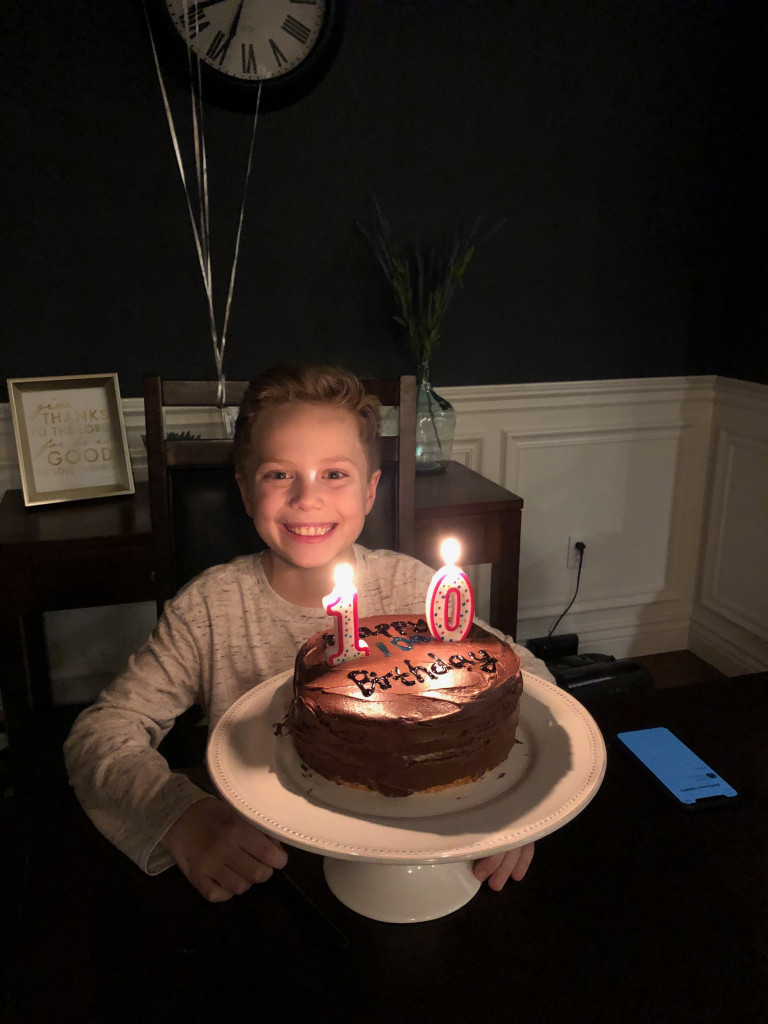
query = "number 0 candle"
xmin=323 ymin=563 xmax=370 ymax=666
xmin=426 ymin=538 xmax=475 ymax=642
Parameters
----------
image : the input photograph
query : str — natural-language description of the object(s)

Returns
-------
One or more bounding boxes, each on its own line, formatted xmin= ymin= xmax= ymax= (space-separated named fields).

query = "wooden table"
xmin=0 ymin=483 xmax=154 ymax=756
xmin=0 ymin=464 xmax=522 ymax=761
xmin=4 ymin=673 xmax=765 ymax=1023
xmin=415 ymin=461 xmax=523 ymax=637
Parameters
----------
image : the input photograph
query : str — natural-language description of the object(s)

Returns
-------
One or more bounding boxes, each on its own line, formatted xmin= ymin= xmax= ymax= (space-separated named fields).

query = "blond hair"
xmin=233 ymin=365 xmax=381 ymax=476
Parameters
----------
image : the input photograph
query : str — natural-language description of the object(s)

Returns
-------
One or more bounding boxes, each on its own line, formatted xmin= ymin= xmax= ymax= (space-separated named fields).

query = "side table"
xmin=0 ymin=483 xmax=155 ymax=770
xmin=414 ymin=461 xmax=522 ymax=639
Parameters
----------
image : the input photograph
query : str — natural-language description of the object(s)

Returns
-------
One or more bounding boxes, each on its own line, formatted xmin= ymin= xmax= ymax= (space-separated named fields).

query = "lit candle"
xmin=323 ymin=563 xmax=370 ymax=666
xmin=426 ymin=538 xmax=475 ymax=642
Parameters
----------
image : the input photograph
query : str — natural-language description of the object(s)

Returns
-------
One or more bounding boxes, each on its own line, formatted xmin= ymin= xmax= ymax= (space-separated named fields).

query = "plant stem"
xmin=418 ymin=362 xmax=444 ymax=457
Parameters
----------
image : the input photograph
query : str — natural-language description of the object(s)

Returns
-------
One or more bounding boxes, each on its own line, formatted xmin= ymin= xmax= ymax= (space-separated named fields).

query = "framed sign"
xmin=7 ymin=374 xmax=135 ymax=506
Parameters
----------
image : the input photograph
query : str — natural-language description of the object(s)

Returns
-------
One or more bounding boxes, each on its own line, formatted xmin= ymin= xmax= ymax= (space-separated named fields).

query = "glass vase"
xmin=415 ymin=363 xmax=456 ymax=473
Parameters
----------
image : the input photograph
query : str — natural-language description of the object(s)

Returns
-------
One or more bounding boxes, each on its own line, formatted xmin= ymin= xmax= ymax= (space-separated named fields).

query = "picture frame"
xmin=7 ymin=373 xmax=135 ymax=506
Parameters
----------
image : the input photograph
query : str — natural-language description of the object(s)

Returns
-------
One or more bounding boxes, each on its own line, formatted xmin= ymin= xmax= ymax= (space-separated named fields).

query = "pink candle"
xmin=426 ymin=538 xmax=474 ymax=642
xmin=323 ymin=563 xmax=370 ymax=666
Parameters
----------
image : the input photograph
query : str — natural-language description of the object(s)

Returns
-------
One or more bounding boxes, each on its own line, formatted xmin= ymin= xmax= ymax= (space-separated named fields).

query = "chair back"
xmin=143 ymin=375 xmax=416 ymax=605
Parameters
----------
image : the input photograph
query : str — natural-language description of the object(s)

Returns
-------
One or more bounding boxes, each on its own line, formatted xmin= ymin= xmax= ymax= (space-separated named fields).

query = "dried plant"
xmin=358 ymin=198 xmax=504 ymax=367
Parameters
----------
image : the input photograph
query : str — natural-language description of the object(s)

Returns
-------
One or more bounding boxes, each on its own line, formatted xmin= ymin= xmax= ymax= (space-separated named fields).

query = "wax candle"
xmin=426 ymin=538 xmax=475 ymax=642
xmin=323 ymin=563 xmax=370 ymax=666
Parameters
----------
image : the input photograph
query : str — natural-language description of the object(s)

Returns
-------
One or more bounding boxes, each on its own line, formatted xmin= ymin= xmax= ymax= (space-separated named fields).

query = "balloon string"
xmin=142 ymin=0 xmax=261 ymax=428
xmin=189 ymin=48 xmax=211 ymax=295
xmin=219 ymin=82 xmax=261 ymax=408
xmin=143 ymin=5 xmax=209 ymax=296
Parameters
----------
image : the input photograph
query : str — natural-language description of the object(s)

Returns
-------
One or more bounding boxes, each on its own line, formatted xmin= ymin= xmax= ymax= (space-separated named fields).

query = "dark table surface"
xmin=2 ymin=673 xmax=766 ymax=1024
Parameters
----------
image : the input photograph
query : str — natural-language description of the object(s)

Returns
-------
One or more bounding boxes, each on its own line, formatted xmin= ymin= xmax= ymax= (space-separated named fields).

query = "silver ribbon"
xmin=143 ymin=1 xmax=261 ymax=433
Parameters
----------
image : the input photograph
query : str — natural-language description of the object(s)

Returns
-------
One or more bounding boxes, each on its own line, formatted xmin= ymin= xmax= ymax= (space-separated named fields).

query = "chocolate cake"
xmin=288 ymin=615 xmax=523 ymax=797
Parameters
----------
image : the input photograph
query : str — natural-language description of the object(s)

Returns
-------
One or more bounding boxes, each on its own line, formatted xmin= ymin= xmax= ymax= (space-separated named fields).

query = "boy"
xmin=65 ymin=365 xmax=549 ymax=902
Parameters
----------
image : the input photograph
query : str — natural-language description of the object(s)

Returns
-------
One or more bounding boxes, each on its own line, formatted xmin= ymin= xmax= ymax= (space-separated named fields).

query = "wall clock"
xmin=154 ymin=0 xmax=345 ymax=111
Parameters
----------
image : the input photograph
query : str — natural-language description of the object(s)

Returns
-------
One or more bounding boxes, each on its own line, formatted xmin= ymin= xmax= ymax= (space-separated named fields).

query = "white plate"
xmin=207 ymin=669 xmax=606 ymax=865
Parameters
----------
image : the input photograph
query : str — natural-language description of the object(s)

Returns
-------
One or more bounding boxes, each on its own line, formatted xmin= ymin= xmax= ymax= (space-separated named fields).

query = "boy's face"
xmin=236 ymin=402 xmax=380 ymax=575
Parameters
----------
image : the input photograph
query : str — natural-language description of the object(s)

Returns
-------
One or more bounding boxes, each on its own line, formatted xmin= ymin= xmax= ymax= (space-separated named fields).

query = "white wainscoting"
xmin=689 ymin=379 xmax=768 ymax=674
xmin=441 ymin=376 xmax=719 ymax=661
xmin=1 ymin=375 xmax=766 ymax=697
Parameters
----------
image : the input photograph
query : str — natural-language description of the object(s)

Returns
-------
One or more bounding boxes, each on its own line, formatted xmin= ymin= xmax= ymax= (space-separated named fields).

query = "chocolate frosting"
xmin=288 ymin=616 xmax=522 ymax=797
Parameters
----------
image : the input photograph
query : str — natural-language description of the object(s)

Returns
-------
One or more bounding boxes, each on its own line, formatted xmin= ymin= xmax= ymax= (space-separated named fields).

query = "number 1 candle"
xmin=323 ymin=563 xmax=370 ymax=666
xmin=426 ymin=538 xmax=475 ymax=642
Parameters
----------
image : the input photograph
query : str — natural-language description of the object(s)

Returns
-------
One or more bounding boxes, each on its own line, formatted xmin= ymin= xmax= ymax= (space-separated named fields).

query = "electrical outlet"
xmin=567 ymin=536 xmax=585 ymax=569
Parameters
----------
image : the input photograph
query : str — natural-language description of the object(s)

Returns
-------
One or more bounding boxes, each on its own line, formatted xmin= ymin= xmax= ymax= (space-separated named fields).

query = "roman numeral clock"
xmin=154 ymin=0 xmax=344 ymax=110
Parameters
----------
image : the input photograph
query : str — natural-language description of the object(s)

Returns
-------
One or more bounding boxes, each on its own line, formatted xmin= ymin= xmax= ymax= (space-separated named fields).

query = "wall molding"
xmin=450 ymin=434 xmax=485 ymax=472
xmin=699 ymin=429 xmax=768 ymax=641
xmin=691 ymin=377 xmax=768 ymax=672
xmin=689 ymin=608 xmax=768 ymax=677
xmin=448 ymin=374 xmax=765 ymax=671
xmin=440 ymin=374 xmax=718 ymax=411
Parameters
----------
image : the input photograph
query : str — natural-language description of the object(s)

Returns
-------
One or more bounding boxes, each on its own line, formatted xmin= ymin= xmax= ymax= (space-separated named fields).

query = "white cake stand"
xmin=207 ymin=670 xmax=606 ymax=923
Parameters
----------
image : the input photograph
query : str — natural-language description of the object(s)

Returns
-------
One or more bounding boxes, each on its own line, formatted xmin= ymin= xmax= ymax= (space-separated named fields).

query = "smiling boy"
xmin=236 ymin=397 xmax=379 ymax=607
xmin=65 ymin=366 xmax=548 ymax=901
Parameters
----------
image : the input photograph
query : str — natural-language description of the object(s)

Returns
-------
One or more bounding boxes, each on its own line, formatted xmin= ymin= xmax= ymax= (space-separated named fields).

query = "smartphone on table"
xmin=615 ymin=727 xmax=739 ymax=809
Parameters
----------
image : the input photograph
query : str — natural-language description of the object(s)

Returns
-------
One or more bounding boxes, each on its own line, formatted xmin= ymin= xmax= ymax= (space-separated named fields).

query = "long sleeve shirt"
xmin=64 ymin=545 xmax=552 ymax=874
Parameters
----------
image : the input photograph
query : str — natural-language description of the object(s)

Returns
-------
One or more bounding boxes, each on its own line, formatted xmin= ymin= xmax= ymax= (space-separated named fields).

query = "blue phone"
xmin=615 ymin=727 xmax=739 ymax=809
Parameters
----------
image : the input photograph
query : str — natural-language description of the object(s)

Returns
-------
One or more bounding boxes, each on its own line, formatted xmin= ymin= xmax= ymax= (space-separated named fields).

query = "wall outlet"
xmin=567 ymin=536 xmax=586 ymax=569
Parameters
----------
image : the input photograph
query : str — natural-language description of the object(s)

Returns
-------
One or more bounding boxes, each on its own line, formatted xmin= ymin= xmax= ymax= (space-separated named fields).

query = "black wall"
xmin=3 ymin=1 xmax=766 ymax=397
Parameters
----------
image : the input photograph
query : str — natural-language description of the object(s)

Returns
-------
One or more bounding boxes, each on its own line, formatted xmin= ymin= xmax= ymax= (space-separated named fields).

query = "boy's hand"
xmin=473 ymin=842 xmax=535 ymax=891
xmin=161 ymin=797 xmax=288 ymax=902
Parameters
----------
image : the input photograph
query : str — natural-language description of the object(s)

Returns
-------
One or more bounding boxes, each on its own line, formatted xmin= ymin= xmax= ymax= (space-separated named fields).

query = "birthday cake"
xmin=287 ymin=616 xmax=523 ymax=797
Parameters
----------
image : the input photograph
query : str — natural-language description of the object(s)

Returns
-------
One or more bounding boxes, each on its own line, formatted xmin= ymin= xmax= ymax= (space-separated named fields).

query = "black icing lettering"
xmin=428 ymin=654 xmax=450 ymax=675
xmin=358 ymin=626 xmax=376 ymax=639
xmin=409 ymin=618 xmax=430 ymax=634
xmin=373 ymin=622 xmax=393 ymax=638
xmin=404 ymin=659 xmax=436 ymax=683
xmin=448 ymin=654 xmax=469 ymax=669
xmin=479 ymin=649 xmax=498 ymax=673
xmin=348 ymin=670 xmax=376 ymax=697
xmin=469 ymin=649 xmax=499 ymax=674
xmin=378 ymin=672 xmax=394 ymax=690
xmin=391 ymin=620 xmax=409 ymax=636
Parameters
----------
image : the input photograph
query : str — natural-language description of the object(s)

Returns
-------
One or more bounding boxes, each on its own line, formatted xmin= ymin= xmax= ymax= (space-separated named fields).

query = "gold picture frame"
xmin=7 ymin=373 xmax=135 ymax=506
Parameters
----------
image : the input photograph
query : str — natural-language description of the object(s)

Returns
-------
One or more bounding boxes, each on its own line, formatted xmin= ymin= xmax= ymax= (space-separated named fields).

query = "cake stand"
xmin=207 ymin=670 xmax=606 ymax=923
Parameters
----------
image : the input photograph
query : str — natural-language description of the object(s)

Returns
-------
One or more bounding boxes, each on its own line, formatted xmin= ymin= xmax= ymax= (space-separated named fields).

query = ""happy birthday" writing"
xmin=347 ymin=648 xmax=498 ymax=697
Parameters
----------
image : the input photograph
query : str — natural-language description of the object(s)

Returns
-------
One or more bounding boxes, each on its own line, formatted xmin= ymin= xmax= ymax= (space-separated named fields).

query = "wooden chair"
xmin=143 ymin=375 xmax=417 ymax=608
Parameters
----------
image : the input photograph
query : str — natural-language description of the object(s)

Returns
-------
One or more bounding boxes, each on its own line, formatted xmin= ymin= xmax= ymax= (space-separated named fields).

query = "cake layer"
xmin=288 ymin=615 xmax=522 ymax=797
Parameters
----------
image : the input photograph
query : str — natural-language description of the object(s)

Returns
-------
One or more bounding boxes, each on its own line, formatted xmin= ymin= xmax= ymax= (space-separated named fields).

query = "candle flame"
xmin=440 ymin=537 xmax=460 ymax=566
xmin=333 ymin=562 xmax=354 ymax=589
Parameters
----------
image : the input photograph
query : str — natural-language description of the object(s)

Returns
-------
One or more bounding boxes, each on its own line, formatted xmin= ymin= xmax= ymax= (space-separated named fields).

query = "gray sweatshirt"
xmin=64 ymin=546 xmax=551 ymax=874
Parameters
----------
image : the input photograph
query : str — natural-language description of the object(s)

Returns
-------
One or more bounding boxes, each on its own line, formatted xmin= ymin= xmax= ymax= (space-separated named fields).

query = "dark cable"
xmin=548 ymin=543 xmax=585 ymax=637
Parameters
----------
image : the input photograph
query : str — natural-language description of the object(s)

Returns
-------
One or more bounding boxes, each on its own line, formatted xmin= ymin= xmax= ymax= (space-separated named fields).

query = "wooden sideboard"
xmin=0 ymin=464 xmax=523 ymax=766
xmin=414 ymin=461 xmax=522 ymax=636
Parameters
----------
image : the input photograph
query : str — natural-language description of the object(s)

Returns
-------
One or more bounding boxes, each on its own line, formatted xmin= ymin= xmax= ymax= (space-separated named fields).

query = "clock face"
xmin=164 ymin=0 xmax=330 ymax=83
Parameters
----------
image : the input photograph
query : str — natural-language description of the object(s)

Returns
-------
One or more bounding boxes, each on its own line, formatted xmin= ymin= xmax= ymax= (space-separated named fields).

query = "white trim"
xmin=699 ymin=429 xmax=768 ymax=641
xmin=439 ymin=375 xmax=718 ymax=415
xmin=689 ymin=608 xmax=768 ymax=677
xmin=713 ymin=376 xmax=768 ymax=414
xmin=450 ymin=433 xmax=485 ymax=472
